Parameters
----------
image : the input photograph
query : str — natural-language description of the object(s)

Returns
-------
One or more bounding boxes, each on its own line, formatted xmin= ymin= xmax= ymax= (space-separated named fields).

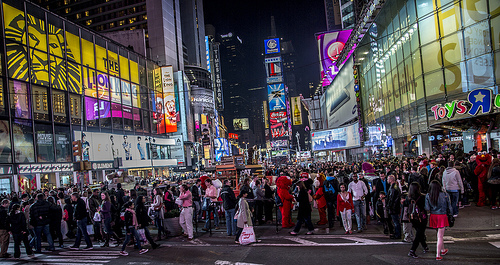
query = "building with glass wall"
xmin=0 ymin=0 xmax=181 ymax=193
xmin=354 ymin=0 xmax=499 ymax=157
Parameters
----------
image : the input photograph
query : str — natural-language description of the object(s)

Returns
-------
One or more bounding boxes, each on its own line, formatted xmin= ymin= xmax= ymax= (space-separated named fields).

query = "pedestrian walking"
xmin=425 ymin=180 xmax=452 ymax=261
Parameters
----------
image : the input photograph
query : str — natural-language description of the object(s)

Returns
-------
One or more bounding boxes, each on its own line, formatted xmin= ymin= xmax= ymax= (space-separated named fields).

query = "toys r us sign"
xmin=430 ymin=89 xmax=499 ymax=121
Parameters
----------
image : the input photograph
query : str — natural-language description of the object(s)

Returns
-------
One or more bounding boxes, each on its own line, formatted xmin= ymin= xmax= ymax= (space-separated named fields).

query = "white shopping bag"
xmin=86 ymin=224 xmax=94 ymax=235
xmin=137 ymin=228 xmax=148 ymax=244
xmin=238 ymin=225 xmax=256 ymax=245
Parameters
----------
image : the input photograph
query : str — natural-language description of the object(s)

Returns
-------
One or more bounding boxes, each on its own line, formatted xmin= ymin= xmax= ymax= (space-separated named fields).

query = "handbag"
xmin=238 ymin=225 xmax=256 ymax=245
xmin=447 ymin=214 xmax=455 ymax=227
xmin=487 ymin=175 xmax=500 ymax=185
xmin=153 ymin=203 xmax=163 ymax=211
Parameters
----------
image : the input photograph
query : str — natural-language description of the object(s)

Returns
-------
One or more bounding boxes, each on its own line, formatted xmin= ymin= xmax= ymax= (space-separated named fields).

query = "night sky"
xmin=204 ymin=0 xmax=327 ymax=97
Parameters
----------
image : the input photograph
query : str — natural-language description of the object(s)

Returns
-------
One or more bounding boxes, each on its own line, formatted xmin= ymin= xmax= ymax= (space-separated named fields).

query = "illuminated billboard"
xmin=311 ymin=123 xmax=360 ymax=151
xmin=268 ymin=83 xmax=286 ymax=111
xmin=322 ymin=57 xmax=357 ymax=129
xmin=214 ymin=138 xmax=230 ymax=161
xmin=265 ymin=56 xmax=283 ymax=84
xmin=264 ymin=38 xmax=280 ymax=54
xmin=270 ymin=111 xmax=289 ymax=138
xmin=159 ymin=66 xmax=177 ymax=133
xmin=270 ymin=139 xmax=288 ymax=149
xmin=317 ymin=30 xmax=352 ymax=87
xmin=291 ymin=96 xmax=302 ymax=125
xmin=233 ymin=118 xmax=249 ymax=131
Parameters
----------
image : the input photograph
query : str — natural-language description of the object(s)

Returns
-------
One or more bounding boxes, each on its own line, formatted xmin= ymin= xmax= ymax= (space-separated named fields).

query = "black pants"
xmin=50 ymin=222 xmax=64 ymax=247
xmin=411 ymin=221 xmax=428 ymax=251
xmin=264 ymin=200 xmax=274 ymax=222
xmin=12 ymin=233 xmax=33 ymax=258
xmin=326 ymin=201 xmax=336 ymax=228
xmin=255 ymin=200 xmax=264 ymax=225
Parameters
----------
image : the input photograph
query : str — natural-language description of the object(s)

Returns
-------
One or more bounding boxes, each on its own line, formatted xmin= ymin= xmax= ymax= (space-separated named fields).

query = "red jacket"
xmin=337 ymin=192 xmax=353 ymax=215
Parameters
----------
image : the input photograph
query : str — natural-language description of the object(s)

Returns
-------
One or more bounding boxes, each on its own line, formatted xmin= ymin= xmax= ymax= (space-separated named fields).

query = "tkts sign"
xmin=431 ymin=89 xmax=499 ymax=121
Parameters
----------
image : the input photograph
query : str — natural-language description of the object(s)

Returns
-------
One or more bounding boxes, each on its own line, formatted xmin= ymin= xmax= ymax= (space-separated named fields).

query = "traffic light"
xmin=72 ymin=140 xmax=82 ymax=158
xmin=84 ymin=161 xmax=92 ymax=171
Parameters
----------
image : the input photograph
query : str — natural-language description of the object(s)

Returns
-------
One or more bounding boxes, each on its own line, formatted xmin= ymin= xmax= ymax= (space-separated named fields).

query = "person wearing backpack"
xmin=324 ymin=172 xmax=339 ymax=229
xmin=405 ymin=182 xmax=428 ymax=258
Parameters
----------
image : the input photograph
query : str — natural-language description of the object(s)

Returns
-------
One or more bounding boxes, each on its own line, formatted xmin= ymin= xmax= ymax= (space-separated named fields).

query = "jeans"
xmin=34 ymin=224 xmax=54 ymax=252
xmin=74 ymin=217 xmax=92 ymax=248
xmin=154 ymin=216 xmax=164 ymax=236
xmin=193 ymin=201 xmax=202 ymax=221
xmin=447 ymin=191 xmax=459 ymax=216
xmin=391 ymin=214 xmax=401 ymax=239
xmin=12 ymin=233 xmax=33 ymax=258
xmin=353 ymin=200 xmax=366 ymax=230
xmin=204 ymin=205 xmax=219 ymax=229
xmin=225 ymin=208 xmax=237 ymax=236
xmin=103 ymin=216 xmax=112 ymax=234
xmin=121 ymin=227 xmax=141 ymax=251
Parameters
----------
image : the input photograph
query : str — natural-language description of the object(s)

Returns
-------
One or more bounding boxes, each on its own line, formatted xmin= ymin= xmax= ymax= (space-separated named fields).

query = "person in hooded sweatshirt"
xmin=8 ymin=204 xmax=34 ymax=259
xmin=442 ymin=161 xmax=464 ymax=218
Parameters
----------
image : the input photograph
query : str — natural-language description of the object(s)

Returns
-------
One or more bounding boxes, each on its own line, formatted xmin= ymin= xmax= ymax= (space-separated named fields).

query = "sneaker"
xmin=408 ymin=250 xmax=419 ymax=259
xmin=289 ymin=231 xmax=298 ymax=235
xmin=452 ymin=214 xmax=458 ymax=218
xmin=423 ymin=247 xmax=430 ymax=253
xmin=436 ymin=256 xmax=443 ymax=261
xmin=441 ymin=249 xmax=448 ymax=256
xmin=139 ymin=249 xmax=149 ymax=254
xmin=82 ymin=246 xmax=93 ymax=251
xmin=491 ymin=206 xmax=498 ymax=210
xmin=306 ymin=231 xmax=314 ymax=235
xmin=69 ymin=246 xmax=79 ymax=250
xmin=119 ymin=251 xmax=128 ymax=256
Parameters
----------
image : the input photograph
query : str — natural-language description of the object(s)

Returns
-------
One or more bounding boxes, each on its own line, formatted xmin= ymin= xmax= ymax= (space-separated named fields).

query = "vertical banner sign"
xmin=213 ymin=43 xmax=223 ymax=111
xmin=268 ymin=83 xmax=286 ymax=111
xmin=263 ymin=101 xmax=269 ymax=129
xmin=161 ymin=66 xmax=177 ymax=133
xmin=205 ymin=36 xmax=211 ymax=73
xmin=317 ymin=30 xmax=352 ymax=87
xmin=291 ymin=96 xmax=302 ymax=125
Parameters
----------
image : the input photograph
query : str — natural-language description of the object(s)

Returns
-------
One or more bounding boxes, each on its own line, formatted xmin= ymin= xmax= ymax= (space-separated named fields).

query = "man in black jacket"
xmin=88 ymin=189 xmax=103 ymax=242
xmin=387 ymin=175 xmax=401 ymax=239
xmin=220 ymin=180 xmax=237 ymax=236
xmin=191 ymin=179 xmax=202 ymax=222
xmin=408 ymin=166 xmax=427 ymax=193
xmin=69 ymin=192 xmax=93 ymax=250
xmin=30 ymin=193 xmax=55 ymax=253
xmin=0 ymin=199 xmax=10 ymax=258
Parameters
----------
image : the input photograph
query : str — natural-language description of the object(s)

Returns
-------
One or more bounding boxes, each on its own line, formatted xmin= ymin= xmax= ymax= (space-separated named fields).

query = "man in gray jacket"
xmin=442 ymin=161 xmax=464 ymax=217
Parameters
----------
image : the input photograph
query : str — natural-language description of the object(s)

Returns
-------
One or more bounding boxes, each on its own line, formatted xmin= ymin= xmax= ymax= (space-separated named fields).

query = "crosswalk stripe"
xmin=30 ymin=263 xmax=104 ymax=265
xmin=286 ymin=237 xmax=319 ymax=245
xmin=489 ymin=241 xmax=500 ymax=248
xmin=31 ymin=259 xmax=112 ymax=263
xmin=58 ymin=251 xmax=121 ymax=256
xmin=45 ymin=255 xmax=119 ymax=259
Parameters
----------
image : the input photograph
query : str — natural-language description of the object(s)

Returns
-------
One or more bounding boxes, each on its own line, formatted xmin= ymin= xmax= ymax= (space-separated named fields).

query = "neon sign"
xmin=430 ymin=89 xmax=498 ymax=120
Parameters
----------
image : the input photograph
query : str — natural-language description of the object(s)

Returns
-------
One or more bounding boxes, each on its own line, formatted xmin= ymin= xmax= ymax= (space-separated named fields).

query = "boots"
xmin=101 ymin=234 xmax=110 ymax=247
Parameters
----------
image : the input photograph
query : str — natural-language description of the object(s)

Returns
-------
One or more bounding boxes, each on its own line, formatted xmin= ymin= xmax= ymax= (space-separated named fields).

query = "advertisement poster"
xmin=233 ymin=118 xmax=249 ymax=131
xmin=110 ymin=76 xmax=121 ymax=103
xmin=214 ymin=138 xmax=230 ymax=161
xmin=311 ymin=123 xmax=360 ymax=151
xmin=291 ymin=96 xmax=302 ymax=125
xmin=265 ymin=56 xmax=282 ymax=84
xmin=270 ymin=139 xmax=288 ymax=149
xmin=322 ymin=57 xmax=357 ymax=129
xmin=156 ymin=66 xmax=177 ymax=133
xmin=270 ymin=111 xmax=289 ymax=138
xmin=317 ymin=30 xmax=352 ymax=87
xmin=264 ymin=38 xmax=280 ymax=54
xmin=169 ymin=135 xmax=185 ymax=165
xmin=268 ymin=83 xmax=286 ymax=111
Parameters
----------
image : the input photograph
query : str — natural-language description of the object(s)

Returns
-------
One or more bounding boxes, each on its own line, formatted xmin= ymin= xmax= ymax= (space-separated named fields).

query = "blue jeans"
xmin=103 ymin=216 xmax=112 ymax=234
xmin=353 ymin=200 xmax=366 ymax=230
xmin=225 ymin=208 xmax=237 ymax=236
xmin=447 ymin=191 xmax=459 ymax=216
xmin=34 ymin=224 xmax=54 ymax=252
xmin=391 ymin=214 xmax=401 ymax=238
xmin=204 ymin=205 xmax=219 ymax=229
xmin=74 ymin=217 xmax=92 ymax=248
xmin=121 ymin=227 xmax=141 ymax=251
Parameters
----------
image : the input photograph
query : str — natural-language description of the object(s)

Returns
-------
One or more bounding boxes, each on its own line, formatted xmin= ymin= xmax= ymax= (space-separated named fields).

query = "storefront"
xmin=17 ymin=163 xmax=74 ymax=190
xmin=0 ymin=166 xmax=14 ymax=194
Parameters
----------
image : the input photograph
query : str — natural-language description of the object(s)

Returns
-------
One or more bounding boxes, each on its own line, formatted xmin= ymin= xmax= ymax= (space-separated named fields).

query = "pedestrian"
xmin=387 ymin=175 xmax=402 ymax=239
xmin=150 ymin=188 xmax=165 ymax=240
xmin=323 ymin=172 xmax=339 ymax=228
xmin=442 ymin=161 xmax=464 ymax=218
xmin=313 ymin=176 xmax=327 ymax=226
xmin=289 ymin=181 xmax=314 ymax=235
xmin=263 ymin=178 xmax=274 ymax=223
xmin=88 ymin=189 xmax=103 ymax=243
xmin=47 ymin=196 xmax=64 ymax=248
xmin=337 ymin=183 xmax=353 ymax=234
xmin=30 ymin=193 xmax=55 ymax=253
xmin=203 ymin=179 xmax=219 ymax=231
xmin=7 ymin=204 xmax=34 ymax=259
xmin=178 ymin=184 xmax=194 ymax=240
xmin=487 ymin=158 xmax=500 ymax=209
xmin=119 ymin=201 xmax=148 ymax=256
xmin=135 ymin=196 xmax=159 ymax=249
xmin=100 ymin=192 xmax=121 ymax=247
xmin=348 ymin=174 xmax=368 ymax=233
xmin=0 ymin=199 xmax=11 ymax=258
xmin=69 ymin=192 xmax=93 ymax=251
xmin=253 ymin=179 xmax=265 ymax=225
xmin=220 ymin=179 xmax=237 ymax=236
xmin=406 ymin=182 xmax=429 ymax=259
xmin=234 ymin=190 xmax=253 ymax=244
xmin=376 ymin=191 xmax=392 ymax=236
xmin=425 ymin=180 xmax=452 ymax=261
xmin=191 ymin=179 xmax=202 ymax=222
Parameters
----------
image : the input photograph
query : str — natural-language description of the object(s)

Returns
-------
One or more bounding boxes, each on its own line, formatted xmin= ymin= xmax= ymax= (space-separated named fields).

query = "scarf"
xmin=127 ymin=208 xmax=138 ymax=228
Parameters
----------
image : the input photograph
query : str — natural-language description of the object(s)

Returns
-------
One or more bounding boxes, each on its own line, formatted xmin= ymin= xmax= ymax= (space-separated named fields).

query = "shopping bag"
xmin=86 ymin=224 xmax=94 ymax=235
xmin=137 ymin=228 xmax=148 ymax=244
xmin=202 ymin=198 xmax=210 ymax=211
xmin=61 ymin=220 xmax=68 ymax=239
xmin=93 ymin=212 xmax=102 ymax=222
xmin=175 ymin=197 xmax=183 ymax=206
xmin=238 ymin=225 xmax=256 ymax=245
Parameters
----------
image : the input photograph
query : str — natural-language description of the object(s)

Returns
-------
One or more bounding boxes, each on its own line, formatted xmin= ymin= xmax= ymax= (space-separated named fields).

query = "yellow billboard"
xmin=291 ymin=96 xmax=302 ymax=125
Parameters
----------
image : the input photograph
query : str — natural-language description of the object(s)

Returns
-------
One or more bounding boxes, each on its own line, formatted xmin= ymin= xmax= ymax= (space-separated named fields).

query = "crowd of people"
xmin=0 ymin=149 xmax=499 ymax=261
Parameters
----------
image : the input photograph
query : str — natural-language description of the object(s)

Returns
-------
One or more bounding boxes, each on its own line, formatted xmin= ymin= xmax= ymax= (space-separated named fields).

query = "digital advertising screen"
xmin=311 ymin=123 xmax=360 ymax=151
xmin=268 ymin=83 xmax=286 ymax=111
xmin=233 ymin=118 xmax=249 ymax=131
xmin=270 ymin=111 xmax=289 ymax=138
xmin=264 ymin=38 xmax=280 ymax=54
xmin=317 ymin=30 xmax=352 ymax=87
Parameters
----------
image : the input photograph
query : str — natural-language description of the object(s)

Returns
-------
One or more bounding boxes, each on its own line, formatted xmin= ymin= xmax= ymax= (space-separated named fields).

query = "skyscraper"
xmin=324 ymin=0 xmax=342 ymax=31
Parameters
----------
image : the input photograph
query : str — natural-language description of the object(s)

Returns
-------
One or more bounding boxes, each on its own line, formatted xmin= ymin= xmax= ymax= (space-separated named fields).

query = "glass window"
xmin=419 ymin=15 xmax=439 ymax=46
xmin=3 ymin=2 xmax=26 ymax=45
xmin=30 ymin=49 xmax=49 ymax=86
xmin=139 ymin=58 xmax=147 ymax=86
xmin=133 ymin=108 xmax=141 ymax=132
xmin=99 ymin=100 xmax=111 ymax=129
xmin=467 ymin=54 xmax=495 ymax=90
xmin=132 ymin=84 xmax=140 ymax=108
xmin=12 ymin=119 xmax=34 ymax=163
xmin=491 ymin=0 xmax=500 ymax=24
xmin=65 ymin=22 xmax=81 ymax=64
xmin=54 ymin=126 xmax=71 ymax=162
xmin=81 ymin=30 xmax=95 ymax=68
xmin=410 ymin=24 xmax=420 ymax=52
xmin=130 ymin=53 xmax=139 ymax=84
xmin=97 ymin=72 xmax=110 ymax=100
xmin=10 ymin=80 xmax=31 ymax=119
xmin=407 ymin=0 xmax=417 ymax=24
xmin=35 ymin=123 xmax=54 ymax=162
xmin=495 ymin=51 xmax=500 ymax=86
xmin=0 ymin=119 xmax=12 ymax=163
xmin=462 ymin=0 xmax=488 ymax=27
xmin=111 ymin=103 xmax=122 ymax=129
xmin=491 ymin=15 xmax=500 ymax=52
xmin=83 ymin=67 xmax=97 ymax=97
xmin=150 ymin=111 xmax=158 ymax=134
xmin=416 ymin=0 xmax=435 ymax=18
xmin=439 ymin=4 xmax=462 ymax=37
xmin=442 ymin=33 xmax=464 ymax=67
xmin=421 ymin=41 xmax=442 ymax=73
xmin=69 ymin=94 xmax=81 ymax=125
xmin=95 ymin=37 xmax=107 ymax=73
xmin=412 ymin=49 xmax=423 ymax=78
xmin=26 ymin=8 xmax=47 ymax=52
xmin=107 ymin=43 xmax=119 ymax=76
xmin=67 ymin=61 xmax=82 ymax=94
xmin=415 ymin=76 xmax=425 ymax=101
xmin=47 ymin=13 xmax=64 ymax=58
xmin=120 ymin=55 xmax=130 ymax=81
xmin=142 ymin=109 xmax=150 ymax=132
xmin=123 ymin=106 xmax=132 ymax=131
xmin=52 ymin=90 xmax=67 ymax=123
xmin=32 ymin=86 xmax=49 ymax=121
xmin=464 ymin=20 xmax=492 ymax=60
xmin=444 ymin=64 xmax=465 ymax=98
xmin=110 ymin=76 xmax=121 ymax=103
xmin=121 ymin=80 xmax=132 ymax=106
xmin=0 ymin=79 xmax=5 ymax=116
xmin=50 ymin=55 xmax=67 ymax=91
xmin=424 ymin=70 xmax=445 ymax=98
xmin=85 ymin=96 xmax=97 ymax=127
xmin=6 ymin=41 xmax=29 ymax=82
xmin=140 ymin=86 xmax=148 ymax=109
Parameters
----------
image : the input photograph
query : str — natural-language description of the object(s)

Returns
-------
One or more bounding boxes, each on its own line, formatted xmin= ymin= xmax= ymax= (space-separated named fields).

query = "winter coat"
xmin=8 ymin=211 xmax=28 ymax=234
xmin=296 ymin=189 xmax=312 ymax=219
xmin=135 ymin=202 xmax=151 ymax=228
xmin=313 ymin=187 xmax=327 ymax=209
xmin=0 ymin=206 xmax=8 ymax=230
xmin=220 ymin=185 xmax=237 ymax=210
xmin=235 ymin=197 xmax=252 ymax=228
xmin=387 ymin=182 xmax=401 ymax=215
xmin=30 ymin=199 xmax=52 ymax=227
xmin=73 ymin=198 xmax=88 ymax=221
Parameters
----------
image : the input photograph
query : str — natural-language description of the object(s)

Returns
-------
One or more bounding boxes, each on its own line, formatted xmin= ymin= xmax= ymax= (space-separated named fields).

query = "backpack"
xmin=323 ymin=179 xmax=336 ymax=201
xmin=274 ymin=189 xmax=283 ymax=207
xmin=409 ymin=197 xmax=426 ymax=222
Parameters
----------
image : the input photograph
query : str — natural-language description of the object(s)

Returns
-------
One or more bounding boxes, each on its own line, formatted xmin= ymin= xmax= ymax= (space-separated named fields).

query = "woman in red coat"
xmin=337 ymin=183 xmax=354 ymax=234
xmin=276 ymin=176 xmax=295 ymax=228
xmin=313 ymin=177 xmax=327 ymax=225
